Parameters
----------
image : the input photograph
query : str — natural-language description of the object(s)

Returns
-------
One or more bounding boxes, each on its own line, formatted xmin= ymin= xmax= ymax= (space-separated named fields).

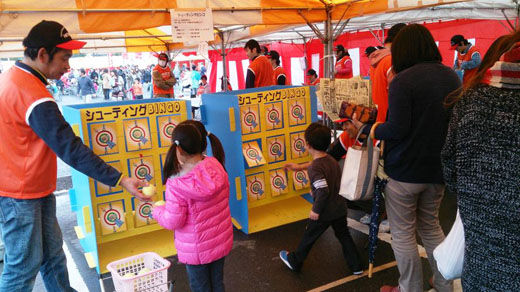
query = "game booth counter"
xmin=63 ymin=98 xmax=191 ymax=274
xmin=201 ymin=85 xmax=318 ymax=234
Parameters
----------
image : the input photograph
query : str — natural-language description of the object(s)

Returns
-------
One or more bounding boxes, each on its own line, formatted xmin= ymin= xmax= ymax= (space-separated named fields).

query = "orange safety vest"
xmin=0 ymin=64 xmax=57 ymax=199
xmin=153 ymin=64 xmax=174 ymax=96
xmin=248 ymin=55 xmax=274 ymax=88
xmin=372 ymin=55 xmax=392 ymax=123
xmin=273 ymin=66 xmax=288 ymax=85
xmin=335 ymin=55 xmax=353 ymax=79
xmin=459 ymin=45 xmax=481 ymax=86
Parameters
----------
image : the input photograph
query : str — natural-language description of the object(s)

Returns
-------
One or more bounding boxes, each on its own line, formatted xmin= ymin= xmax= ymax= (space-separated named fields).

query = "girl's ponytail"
xmin=208 ymin=133 xmax=226 ymax=170
xmin=163 ymin=142 xmax=180 ymax=184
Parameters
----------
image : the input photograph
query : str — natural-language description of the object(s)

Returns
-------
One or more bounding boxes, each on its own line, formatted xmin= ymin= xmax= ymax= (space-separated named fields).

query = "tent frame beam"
xmin=0 ymin=7 xmax=329 ymax=14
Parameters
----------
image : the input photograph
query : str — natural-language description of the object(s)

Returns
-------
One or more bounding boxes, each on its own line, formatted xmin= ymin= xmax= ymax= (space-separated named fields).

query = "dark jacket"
xmin=78 ymin=75 xmax=95 ymax=96
xmin=308 ymin=154 xmax=348 ymax=221
xmin=367 ymin=62 xmax=461 ymax=183
xmin=442 ymin=85 xmax=520 ymax=292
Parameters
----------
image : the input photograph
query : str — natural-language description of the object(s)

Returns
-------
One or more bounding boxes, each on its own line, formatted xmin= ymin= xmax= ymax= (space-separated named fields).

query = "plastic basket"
xmin=107 ymin=252 xmax=171 ymax=292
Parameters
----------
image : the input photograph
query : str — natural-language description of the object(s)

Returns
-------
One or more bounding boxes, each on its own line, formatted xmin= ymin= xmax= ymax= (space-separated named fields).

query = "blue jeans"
xmin=185 ymin=257 xmax=225 ymax=292
xmin=0 ymin=194 xmax=75 ymax=292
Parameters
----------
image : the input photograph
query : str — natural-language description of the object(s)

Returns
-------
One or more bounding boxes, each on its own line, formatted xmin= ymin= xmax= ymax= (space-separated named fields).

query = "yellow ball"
xmin=138 ymin=267 xmax=151 ymax=275
xmin=122 ymin=272 xmax=134 ymax=278
xmin=142 ymin=185 xmax=156 ymax=197
xmin=154 ymin=200 xmax=166 ymax=207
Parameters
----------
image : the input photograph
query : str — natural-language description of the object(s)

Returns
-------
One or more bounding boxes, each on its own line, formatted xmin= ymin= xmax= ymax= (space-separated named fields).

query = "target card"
xmin=292 ymin=170 xmax=310 ymax=190
xmin=240 ymin=105 xmax=261 ymax=135
xmin=156 ymin=115 xmax=182 ymax=148
xmin=290 ymin=132 xmax=308 ymax=159
xmin=269 ymin=169 xmax=289 ymax=197
xmin=128 ymin=156 xmax=156 ymax=185
xmin=98 ymin=200 xmax=127 ymax=235
xmin=88 ymin=122 xmax=118 ymax=156
xmin=246 ymin=173 xmax=266 ymax=201
xmin=132 ymin=198 xmax=156 ymax=227
xmin=94 ymin=161 xmax=123 ymax=196
xmin=123 ymin=118 xmax=152 ymax=152
xmin=242 ymin=141 xmax=266 ymax=167
xmin=266 ymin=135 xmax=286 ymax=163
xmin=288 ymin=98 xmax=307 ymax=126
xmin=264 ymin=102 xmax=283 ymax=131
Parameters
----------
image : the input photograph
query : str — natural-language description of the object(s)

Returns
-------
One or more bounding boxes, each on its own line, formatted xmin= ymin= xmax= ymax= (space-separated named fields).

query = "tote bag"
xmin=433 ymin=209 xmax=465 ymax=280
xmin=339 ymin=125 xmax=380 ymax=201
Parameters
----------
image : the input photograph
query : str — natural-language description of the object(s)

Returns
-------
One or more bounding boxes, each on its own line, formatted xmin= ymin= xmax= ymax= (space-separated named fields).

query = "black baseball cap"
xmin=267 ymin=50 xmax=280 ymax=60
xmin=23 ymin=20 xmax=86 ymax=50
xmin=334 ymin=45 xmax=345 ymax=52
xmin=450 ymin=35 xmax=465 ymax=49
xmin=365 ymin=46 xmax=378 ymax=56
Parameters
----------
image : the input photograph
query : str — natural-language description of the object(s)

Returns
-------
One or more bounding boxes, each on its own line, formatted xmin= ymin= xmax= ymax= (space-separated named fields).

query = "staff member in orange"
xmin=244 ymin=39 xmax=274 ymax=88
xmin=451 ymin=34 xmax=482 ymax=86
xmin=306 ymin=69 xmax=320 ymax=86
xmin=153 ymin=53 xmax=176 ymax=98
xmin=268 ymin=50 xmax=289 ymax=85
xmin=0 ymin=20 xmax=148 ymax=291
xmin=334 ymin=45 xmax=353 ymax=79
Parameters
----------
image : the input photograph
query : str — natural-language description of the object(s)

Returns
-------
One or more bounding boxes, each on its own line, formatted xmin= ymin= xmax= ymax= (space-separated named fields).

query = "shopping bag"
xmin=339 ymin=125 xmax=380 ymax=200
xmin=433 ymin=210 xmax=465 ymax=280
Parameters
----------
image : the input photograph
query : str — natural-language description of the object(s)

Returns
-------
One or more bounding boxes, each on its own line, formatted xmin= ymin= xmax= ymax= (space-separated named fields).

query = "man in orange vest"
xmin=0 ymin=21 xmax=148 ymax=291
xmin=244 ymin=39 xmax=274 ymax=88
xmin=451 ymin=34 xmax=482 ymax=86
xmin=334 ymin=45 xmax=353 ymax=79
xmin=306 ymin=69 xmax=320 ymax=86
xmin=152 ymin=53 xmax=176 ymax=98
xmin=268 ymin=50 xmax=289 ymax=85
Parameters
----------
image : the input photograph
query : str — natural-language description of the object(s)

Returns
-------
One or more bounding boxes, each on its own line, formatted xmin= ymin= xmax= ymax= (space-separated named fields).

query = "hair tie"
xmin=207 ymin=131 xmax=211 ymax=136
xmin=174 ymin=140 xmax=180 ymax=146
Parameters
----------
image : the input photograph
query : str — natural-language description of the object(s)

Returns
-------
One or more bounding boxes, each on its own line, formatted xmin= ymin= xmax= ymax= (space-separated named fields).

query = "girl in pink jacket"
xmin=152 ymin=121 xmax=233 ymax=292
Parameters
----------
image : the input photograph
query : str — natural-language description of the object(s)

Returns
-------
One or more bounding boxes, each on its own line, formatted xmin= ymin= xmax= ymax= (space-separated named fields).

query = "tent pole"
xmin=218 ymin=30 xmax=229 ymax=92
xmin=324 ymin=5 xmax=333 ymax=80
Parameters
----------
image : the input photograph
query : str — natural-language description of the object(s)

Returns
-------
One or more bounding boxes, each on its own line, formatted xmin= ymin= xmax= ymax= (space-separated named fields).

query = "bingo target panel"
xmin=132 ymin=197 xmax=156 ymax=228
xmin=290 ymin=132 xmax=308 ymax=160
xmin=88 ymin=122 xmax=119 ymax=156
xmin=156 ymin=115 xmax=182 ymax=148
xmin=264 ymin=102 xmax=284 ymax=131
xmin=240 ymin=105 xmax=261 ymax=134
xmin=266 ymin=135 xmax=286 ymax=163
xmin=292 ymin=170 xmax=310 ymax=190
xmin=127 ymin=156 xmax=156 ymax=185
xmin=98 ymin=200 xmax=127 ymax=236
xmin=123 ymin=118 xmax=153 ymax=152
xmin=246 ymin=173 xmax=266 ymax=201
xmin=269 ymin=169 xmax=289 ymax=197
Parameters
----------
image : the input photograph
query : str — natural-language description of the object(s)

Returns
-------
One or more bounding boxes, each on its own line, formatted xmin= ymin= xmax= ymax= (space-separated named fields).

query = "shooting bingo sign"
xmin=98 ymin=200 xmax=126 ymax=235
xmin=242 ymin=141 xmax=266 ymax=167
xmin=246 ymin=173 xmax=266 ymax=201
xmin=123 ymin=118 xmax=152 ymax=152
xmin=264 ymin=102 xmax=283 ymax=131
xmin=269 ymin=169 xmax=288 ymax=197
xmin=266 ymin=135 xmax=286 ymax=163
xmin=133 ymin=198 xmax=155 ymax=227
xmin=240 ymin=105 xmax=261 ymax=135
xmin=290 ymin=132 xmax=308 ymax=159
xmin=88 ymin=122 xmax=118 ymax=156
xmin=94 ymin=161 xmax=123 ymax=196
xmin=128 ymin=156 xmax=156 ymax=185
xmin=288 ymin=98 xmax=307 ymax=126
xmin=156 ymin=115 xmax=182 ymax=148
xmin=292 ymin=170 xmax=310 ymax=190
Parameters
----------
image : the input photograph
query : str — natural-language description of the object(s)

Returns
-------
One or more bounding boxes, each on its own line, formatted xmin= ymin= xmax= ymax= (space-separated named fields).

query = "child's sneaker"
xmin=279 ymin=250 xmax=294 ymax=271
xmin=379 ymin=220 xmax=390 ymax=233
xmin=353 ymin=270 xmax=364 ymax=275
xmin=359 ymin=214 xmax=371 ymax=225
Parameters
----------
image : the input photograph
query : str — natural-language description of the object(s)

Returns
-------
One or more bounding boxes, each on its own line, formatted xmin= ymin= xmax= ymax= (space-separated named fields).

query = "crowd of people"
xmin=0 ymin=19 xmax=518 ymax=292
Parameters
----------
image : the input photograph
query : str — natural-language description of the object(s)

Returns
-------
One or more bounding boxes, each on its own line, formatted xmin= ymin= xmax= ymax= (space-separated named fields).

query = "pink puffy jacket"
xmin=152 ymin=157 xmax=233 ymax=265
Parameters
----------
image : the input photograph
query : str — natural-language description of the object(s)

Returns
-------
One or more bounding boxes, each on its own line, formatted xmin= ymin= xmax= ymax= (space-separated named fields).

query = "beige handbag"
xmin=339 ymin=125 xmax=380 ymax=201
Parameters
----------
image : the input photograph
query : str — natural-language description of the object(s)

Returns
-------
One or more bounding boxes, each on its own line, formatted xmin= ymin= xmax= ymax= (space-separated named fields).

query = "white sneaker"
xmin=379 ymin=220 xmax=390 ymax=233
xmin=359 ymin=214 xmax=371 ymax=225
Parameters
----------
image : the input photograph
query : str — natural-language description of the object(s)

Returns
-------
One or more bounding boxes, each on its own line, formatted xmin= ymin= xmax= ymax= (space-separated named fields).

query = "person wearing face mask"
xmin=153 ymin=53 xmax=176 ymax=98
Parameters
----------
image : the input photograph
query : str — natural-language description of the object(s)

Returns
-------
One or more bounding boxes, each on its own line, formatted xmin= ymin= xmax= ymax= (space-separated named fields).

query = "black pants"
xmin=288 ymin=216 xmax=362 ymax=272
